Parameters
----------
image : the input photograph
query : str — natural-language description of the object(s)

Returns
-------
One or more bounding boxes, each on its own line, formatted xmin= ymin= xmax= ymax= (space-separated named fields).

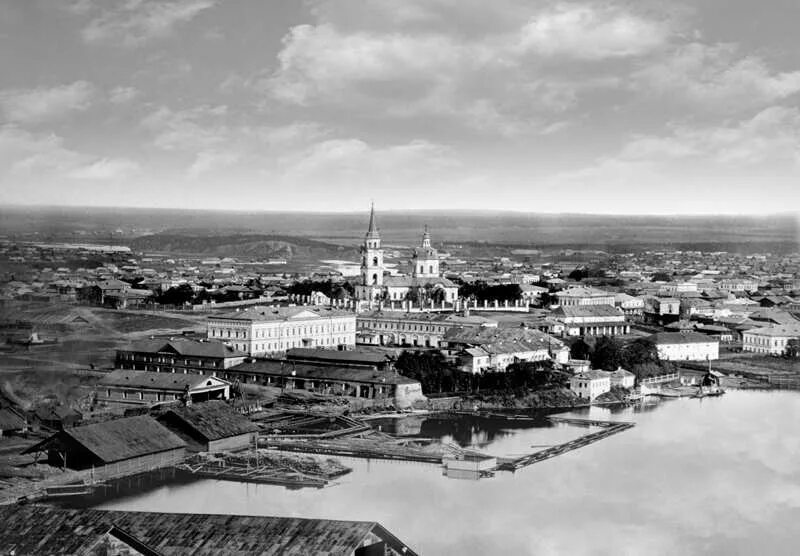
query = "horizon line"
xmin=1 ymin=203 xmax=798 ymax=220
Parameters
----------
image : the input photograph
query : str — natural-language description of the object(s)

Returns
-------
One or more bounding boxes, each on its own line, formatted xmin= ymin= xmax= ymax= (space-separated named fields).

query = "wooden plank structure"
xmin=496 ymin=417 xmax=634 ymax=471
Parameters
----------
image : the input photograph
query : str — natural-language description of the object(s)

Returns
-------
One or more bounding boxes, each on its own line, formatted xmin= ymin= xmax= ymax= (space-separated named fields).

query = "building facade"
xmin=207 ymin=306 xmax=356 ymax=356
xmin=97 ymin=370 xmax=231 ymax=407
xmin=649 ymin=332 xmax=719 ymax=361
xmin=552 ymin=305 xmax=629 ymax=337
xmin=742 ymin=324 xmax=800 ymax=355
xmin=570 ymin=370 xmax=611 ymax=401
xmin=356 ymin=311 xmax=497 ymax=348
xmin=115 ymin=338 xmax=247 ymax=375
xmin=554 ymin=287 xmax=616 ymax=307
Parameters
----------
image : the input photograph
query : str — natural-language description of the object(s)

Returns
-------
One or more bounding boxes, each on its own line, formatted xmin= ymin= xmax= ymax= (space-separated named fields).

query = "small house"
xmin=157 ymin=401 xmax=259 ymax=452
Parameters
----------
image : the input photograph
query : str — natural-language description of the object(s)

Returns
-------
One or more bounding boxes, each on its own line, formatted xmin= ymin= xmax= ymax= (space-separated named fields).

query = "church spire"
xmin=366 ymin=202 xmax=380 ymax=239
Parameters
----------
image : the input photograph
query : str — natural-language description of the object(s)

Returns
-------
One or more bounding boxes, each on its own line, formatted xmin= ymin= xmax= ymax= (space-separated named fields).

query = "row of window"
xmin=359 ymin=320 xmax=447 ymax=333
xmin=210 ymin=322 xmax=354 ymax=340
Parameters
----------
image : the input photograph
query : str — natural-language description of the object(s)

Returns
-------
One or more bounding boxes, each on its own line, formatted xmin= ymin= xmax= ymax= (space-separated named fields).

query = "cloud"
xmin=518 ymin=4 xmax=671 ymax=59
xmin=0 ymin=81 xmax=95 ymax=123
xmin=81 ymin=0 xmax=216 ymax=47
xmin=68 ymin=157 xmax=141 ymax=179
xmin=108 ymin=86 xmax=140 ymax=104
xmin=634 ymin=42 xmax=800 ymax=112
xmin=187 ymin=149 xmax=240 ymax=178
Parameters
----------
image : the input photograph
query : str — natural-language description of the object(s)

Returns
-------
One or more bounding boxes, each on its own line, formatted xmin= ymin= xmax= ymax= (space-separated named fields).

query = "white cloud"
xmin=0 ymin=81 xmax=95 ymax=123
xmin=81 ymin=0 xmax=216 ymax=47
xmin=634 ymin=42 xmax=800 ymax=112
xmin=187 ymin=149 xmax=239 ymax=178
xmin=518 ymin=4 xmax=671 ymax=59
xmin=108 ymin=86 xmax=140 ymax=104
xmin=0 ymin=126 xmax=83 ymax=176
xmin=68 ymin=157 xmax=141 ymax=179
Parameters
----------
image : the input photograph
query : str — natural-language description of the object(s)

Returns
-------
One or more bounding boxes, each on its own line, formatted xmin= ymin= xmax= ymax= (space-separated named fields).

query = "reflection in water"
xmin=80 ymin=391 xmax=800 ymax=555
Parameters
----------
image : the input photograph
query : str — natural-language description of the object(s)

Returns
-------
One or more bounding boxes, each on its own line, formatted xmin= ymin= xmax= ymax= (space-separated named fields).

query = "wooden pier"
xmin=496 ymin=417 xmax=634 ymax=471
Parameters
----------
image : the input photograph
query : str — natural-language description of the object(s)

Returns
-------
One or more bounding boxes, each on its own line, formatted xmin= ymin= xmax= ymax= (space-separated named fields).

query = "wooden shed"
xmin=23 ymin=415 xmax=186 ymax=472
xmin=157 ymin=401 xmax=259 ymax=452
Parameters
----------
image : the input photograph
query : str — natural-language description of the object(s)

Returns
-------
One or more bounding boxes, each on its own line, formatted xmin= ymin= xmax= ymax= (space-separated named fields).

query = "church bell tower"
xmin=360 ymin=203 xmax=384 ymax=292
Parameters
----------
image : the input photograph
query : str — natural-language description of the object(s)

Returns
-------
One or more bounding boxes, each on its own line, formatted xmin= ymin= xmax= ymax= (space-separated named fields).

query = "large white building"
xmin=354 ymin=205 xmax=459 ymax=305
xmin=552 ymin=305 xmax=629 ymax=337
xmin=554 ymin=287 xmax=615 ymax=307
xmin=742 ymin=324 xmax=800 ymax=355
xmin=648 ymin=331 xmax=719 ymax=361
xmin=207 ymin=306 xmax=356 ymax=356
xmin=357 ymin=311 xmax=497 ymax=348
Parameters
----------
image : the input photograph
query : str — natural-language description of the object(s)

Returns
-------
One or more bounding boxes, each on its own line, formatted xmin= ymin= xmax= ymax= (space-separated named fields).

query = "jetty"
xmin=496 ymin=417 xmax=634 ymax=471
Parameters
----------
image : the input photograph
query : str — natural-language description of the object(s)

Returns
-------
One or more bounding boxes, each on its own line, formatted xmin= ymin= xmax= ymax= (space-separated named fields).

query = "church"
xmin=354 ymin=205 xmax=459 ymax=305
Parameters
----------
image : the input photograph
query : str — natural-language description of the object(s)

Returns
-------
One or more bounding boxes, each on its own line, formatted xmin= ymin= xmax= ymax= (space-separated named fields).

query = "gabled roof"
xmin=648 ymin=331 xmax=717 ymax=345
xmin=25 ymin=415 xmax=186 ymax=464
xmin=99 ymin=370 xmax=230 ymax=392
xmin=231 ymin=360 xmax=419 ymax=385
xmin=160 ymin=401 xmax=258 ymax=442
xmin=125 ymin=338 xmax=246 ymax=359
xmin=0 ymin=506 xmax=419 ymax=556
xmin=286 ymin=347 xmax=390 ymax=365
xmin=211 ymin=306 xmax=352 ymax=322
xmin=552 ymin=305 xmax=623 ymax=318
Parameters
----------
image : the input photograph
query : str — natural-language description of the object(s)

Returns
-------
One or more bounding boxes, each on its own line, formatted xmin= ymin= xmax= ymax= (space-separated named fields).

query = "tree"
xmin=590 ymin=336 xmax=623 ymax=371
xmin=651 ymin=272 xmax=672 ymax=282
xmin=568 ymin=268 xmax=588 ymax=281
xmin=157 ymin=284 xmax=195 ymax=306
xmin=570 ymin=338 xmax=592 ymax=360
xmin=622 ymin=338 xmax=659 ymax=369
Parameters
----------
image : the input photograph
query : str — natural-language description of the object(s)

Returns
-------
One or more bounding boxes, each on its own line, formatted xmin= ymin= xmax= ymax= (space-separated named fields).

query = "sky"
xmin=1 ymin=0 xmax=799 ymax=215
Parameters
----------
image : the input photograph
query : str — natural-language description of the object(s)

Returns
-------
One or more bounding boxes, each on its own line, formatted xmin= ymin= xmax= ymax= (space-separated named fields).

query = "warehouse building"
xmin=157 ymin=401 xmax=259 ymax=452
xmin=98 ymin=369 xmax=231 ymax=408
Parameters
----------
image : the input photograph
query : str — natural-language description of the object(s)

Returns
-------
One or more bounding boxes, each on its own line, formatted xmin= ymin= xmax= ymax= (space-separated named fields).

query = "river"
xmin=75 ymin=390 xmax=800 ymax=555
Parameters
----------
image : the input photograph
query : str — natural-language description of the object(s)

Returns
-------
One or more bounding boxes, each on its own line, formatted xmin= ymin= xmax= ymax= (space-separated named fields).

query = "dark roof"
xmin=552 ymin=305 xmax=624 ymax=318
xmin=0 ymin=505 xmax=418 ymax=556
xmin=24 ymin=415 xmax=186 ymax=464
xmin=231 ymin=360 xmax=419 ymax=386
xmin=99 ymin=370 xmax=230 ymax=392
xmin=286 ymin=347 xmax=389 ymax=365
xmin=160 ymin=401 xmax=259 ymax=442
xmin=124 ymin=338 xmax=247 ymax=359
xmin=444 ymin=326 xmax=566 ymax=354
xmin=0 ymin=407 xmax=26 ymax=431
xmin=648 ymin=331 xmax=718 ymax=345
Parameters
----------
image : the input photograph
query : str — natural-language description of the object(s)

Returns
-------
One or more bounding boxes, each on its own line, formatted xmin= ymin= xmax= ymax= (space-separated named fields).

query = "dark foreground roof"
xmin=0 ymin=506 xmax=419 ymax=556
xmin=286 ymin=347 xmax=390 ymax=365
xmin=160 ymin=401 xmax=259 ymax=442
xmin=124 ymin=338 xmax=247 ymax=359
xmin=24 ymin=415 xmax=186 ymax=464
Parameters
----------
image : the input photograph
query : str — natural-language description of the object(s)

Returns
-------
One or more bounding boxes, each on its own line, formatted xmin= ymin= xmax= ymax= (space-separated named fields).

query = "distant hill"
xmin=128 ymin=233 xmax=353 ymax=259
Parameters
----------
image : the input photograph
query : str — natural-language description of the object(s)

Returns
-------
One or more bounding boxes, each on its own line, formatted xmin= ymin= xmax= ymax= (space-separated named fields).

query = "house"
xmin=643 ymin=296 xmax=681 ymax=325
xmin=613 ymin=293 xmax=644 ymax=317
xmin=519 ymin=284 xmax=548 ymax=304
xmin=115 ymin=337 xmax=248 ymax=375
xmin=356 ymin=310 xmax=497 ymax=348
xmin=98 ymin=370 xmax=231 ymax=407
xmin=30 ymin=403 xmax=82 ymax=430
xmin=23 ymin=415 xmax=186 ymax=471
xmin=225 ymin=360 xmax=427 ymax=409
xmin=609 ymin=368 xmax=636 ymax=389
xmin=157 ymin=401 xmax=259 ymax=452
xmin=742 ymin=324 xmax=800 ymax=355
xmin=551 ymin=305 xmax=629 ymax=337
xmin=444 ymin=326 xmax=569 ymax=371
xmin=0 ymin=407 xmax=27 ymax=437
xmin=207 ymin=306 xmax=356 ymax=356
xmin=0 ymin=506 xmax=419 ymax=556
xmin=648 ymin=331 xmax=719 ymax=361
xmin=569 ymin=370 xmax=611 ymax=401
xmin=554 ymin=286 xmax=616 ymax=307
xmin=458 ymin=347 xmax=491 ymax=374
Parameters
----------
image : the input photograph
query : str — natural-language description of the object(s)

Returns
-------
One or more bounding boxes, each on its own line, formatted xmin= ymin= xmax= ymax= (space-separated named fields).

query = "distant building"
xmin=23 ymin=415 xmax=186 ymax=471
xmin=286 ymin=347 xmax=395 ymax=371
xmin=115 ymin=338 xmax=247 ymax=375
xmin=98 ymin=370 xmax=231 ymax=407
xmin=552 ymin=305 xmax=629 ymax=337
xmin=207 ymin=306 xmax=356 ymax=356
xmin=718 ymin=278 xmax=759 ymax=293
xmin=0 ymin=506 xmax=420 ymax=556
xmin=157 ymin=401 xmax=259 ymax=452
xmin=643 ymin=296 xmax=681 ymax=325
xmin=554 ymin=286 xmax=616 ymax=307
xmin=742 ymin=324 xmax=800 ymax=355
xmin=570 ymin=370 xmax=611 ymax=401
xmin=648 ymin=331 xmax=719 ymax=361
xmin=226 ymin=360 xmax=427 ymax=409
xmin=613 ymin=292 xmax=644 ymax=317
xmin=356 ymin=310 xmax=497 ymax=348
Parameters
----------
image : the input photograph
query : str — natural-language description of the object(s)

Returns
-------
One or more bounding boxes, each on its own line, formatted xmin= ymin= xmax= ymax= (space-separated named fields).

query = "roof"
xmin=573 ymin=370 xmax=611 ymax=380
xmin=0 ymin=506 xmax=418 ymax=556
xmin=25 ymin=415 xmax=186 ymax=464
xmin=0 ymin=407 xmax=26 ymax=431
xmin=210 ymin=306 xmax=353 ymax=323
xmin=555 ymin=286 xmax=614 ymax=299
xmin=99 ymin=370 xmax=230 ymax=392
xmin=609 ymin=368 xmax=635 ymax=378
xmin=648 ymin=331 xmax=718 ymax=345
xmin=231 ymin=360 xmax=419 ymax=386
xmin=160 ymin=401 xmax=259 ymax=442
xmin=383 ymin=275 xmax=457 ymax=288
xmin=552 ymin=305 xmax=624 ymax=318
xmin=743 ymin=324 xmax=800 ymax=338
xmin=444 ymin=326 xmax=566 ymax=355
xmin=123 ymin=338 xmax=247 ymax=359
xmin=286 ymin=347 xmax=390 ymax=365
xmin=359 ymin=310 xmax=495 ymax=326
